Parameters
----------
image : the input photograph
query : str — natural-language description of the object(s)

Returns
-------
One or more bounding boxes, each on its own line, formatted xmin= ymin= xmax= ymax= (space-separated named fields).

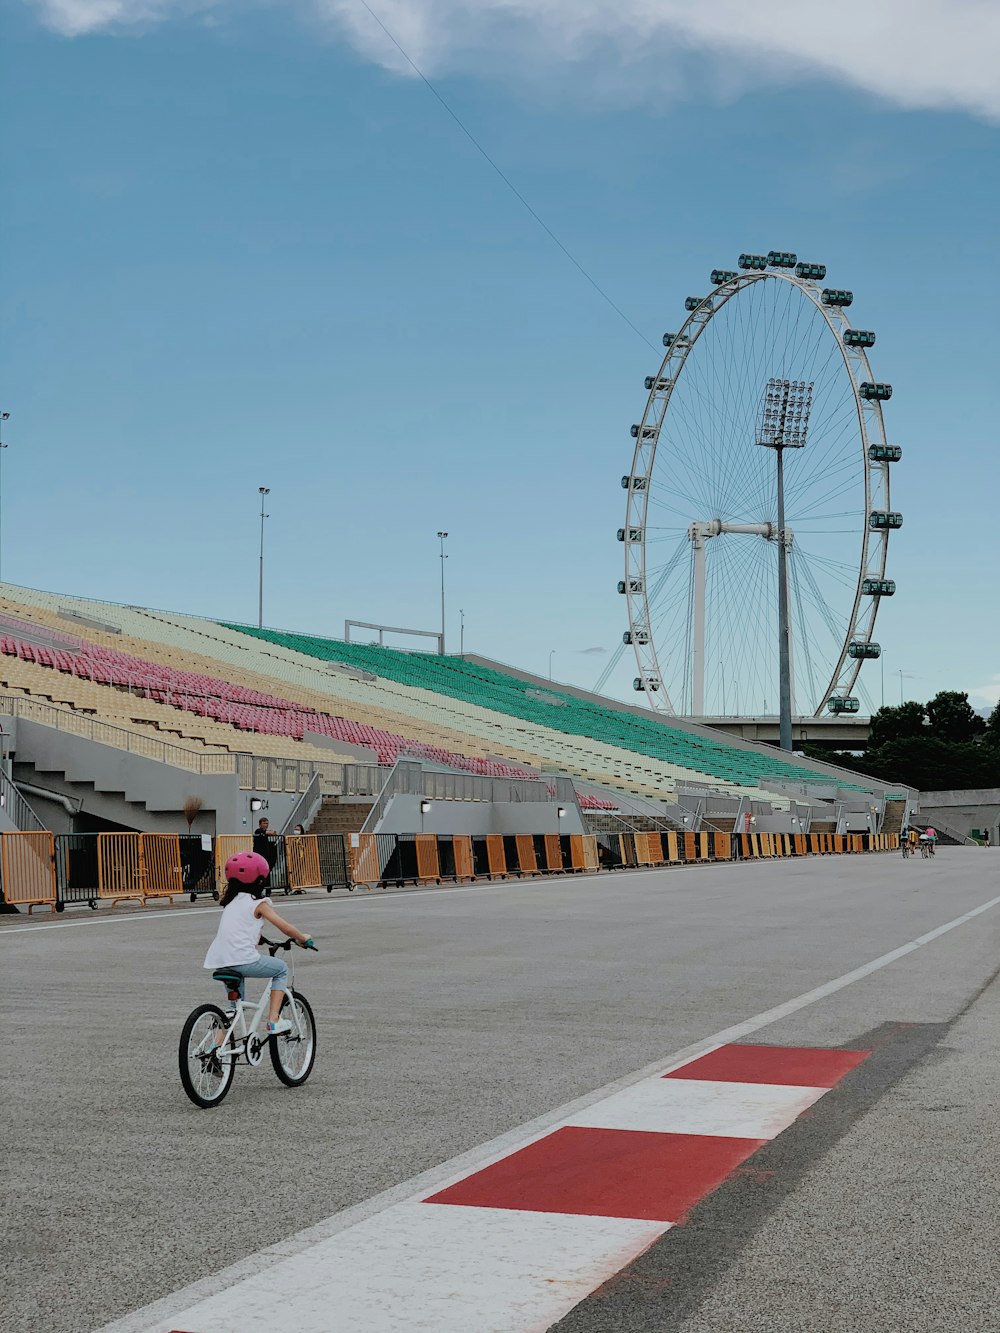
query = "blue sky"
xmin=1 ymin=0 xmax=998 ymax=712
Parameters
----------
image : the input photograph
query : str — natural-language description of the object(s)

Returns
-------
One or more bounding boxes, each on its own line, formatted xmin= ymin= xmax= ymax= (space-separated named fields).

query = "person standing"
xmin=252 ymin=816 xmax=278 ymax=892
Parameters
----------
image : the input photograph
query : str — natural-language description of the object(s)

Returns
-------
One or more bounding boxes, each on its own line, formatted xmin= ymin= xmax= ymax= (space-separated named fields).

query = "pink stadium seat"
xmin=0 ymin=633 xmax=539 ymax=782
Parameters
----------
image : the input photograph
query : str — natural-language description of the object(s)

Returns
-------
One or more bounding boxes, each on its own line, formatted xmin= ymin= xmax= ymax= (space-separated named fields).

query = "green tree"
xmin=983 ymin=701 xmax=1000 ymax=749
xmin=925 ymin=690 xmax=985 ymax=745
xmin=862 ymin=737 xmax=1000 ymax=791
xmin=867 ymin=701 xmax=926 ymax=750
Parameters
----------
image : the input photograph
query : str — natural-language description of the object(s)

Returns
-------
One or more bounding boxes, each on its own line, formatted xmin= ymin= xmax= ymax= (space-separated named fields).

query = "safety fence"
xmin=595 ymin=828 xmax=898 ymax=868
xmin=347 ymin=832 xmax=602 ymax=888
xmin=0 ymin=826 xmax=900 ymax=913
xmin=0 ymin=831 xmax=352 ymax=912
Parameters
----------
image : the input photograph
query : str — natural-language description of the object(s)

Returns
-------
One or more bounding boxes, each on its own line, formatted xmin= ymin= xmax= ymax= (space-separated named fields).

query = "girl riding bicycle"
xmin=204 ymin=851 xmax=315 ymax=1036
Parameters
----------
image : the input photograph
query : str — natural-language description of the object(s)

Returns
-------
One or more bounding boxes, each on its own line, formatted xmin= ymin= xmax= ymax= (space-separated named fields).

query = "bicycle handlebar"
xmin=262 ymin=936 xmax=317 ymax=955
xmin=262 ymin=937 xmax=293 ymax=955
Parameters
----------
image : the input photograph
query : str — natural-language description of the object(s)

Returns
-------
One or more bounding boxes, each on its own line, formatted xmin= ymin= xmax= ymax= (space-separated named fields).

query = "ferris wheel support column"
xmin=691 ymin=528 xmax=706 ymax=717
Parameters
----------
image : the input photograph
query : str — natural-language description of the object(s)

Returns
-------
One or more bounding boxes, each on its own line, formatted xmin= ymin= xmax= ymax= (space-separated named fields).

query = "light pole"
xmin=720 ymin=661 xmax=726 ymax=716
xmin=548 ymin=650 xmax=555 ymax=681
xmin=437 ymin=532 xmax=448 ymax=654
xmin=258 ymin=487 xmax=270 ymax=629
xmin=756 ymin=378 xmax=813 ymax=751
xmin=0 ymin=411 xmax=9 ymax=584
xmin=459 ymin=608 xmax=465 ymax=656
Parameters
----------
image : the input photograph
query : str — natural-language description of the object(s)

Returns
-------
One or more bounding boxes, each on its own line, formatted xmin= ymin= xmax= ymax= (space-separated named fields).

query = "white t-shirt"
xmin=204 ymin=894 xmax=264 ymax=969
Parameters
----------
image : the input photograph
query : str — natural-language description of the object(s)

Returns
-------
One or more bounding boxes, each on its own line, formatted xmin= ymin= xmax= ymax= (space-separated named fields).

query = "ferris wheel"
xmin=620 ymin=252 xmax=901 ymax=720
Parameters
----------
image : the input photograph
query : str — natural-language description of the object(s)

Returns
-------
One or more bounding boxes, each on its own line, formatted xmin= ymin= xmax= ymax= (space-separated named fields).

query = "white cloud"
xmin=26 ymin=0 xmax=1000 ymax=122
xmin=969 ymin=675 xmax=1000 ymax=708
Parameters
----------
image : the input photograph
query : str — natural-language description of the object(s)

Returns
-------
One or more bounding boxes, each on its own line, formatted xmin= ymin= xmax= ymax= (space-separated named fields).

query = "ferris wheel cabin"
xmin=869 ymin=444 xmax=902 ymax=462
xmin=827 ymin=696 xmax=861 ymax=714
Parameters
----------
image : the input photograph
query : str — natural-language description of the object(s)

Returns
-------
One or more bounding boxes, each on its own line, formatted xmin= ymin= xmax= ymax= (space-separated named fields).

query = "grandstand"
xmin=0 ymin=581 xmax=910 ymax=839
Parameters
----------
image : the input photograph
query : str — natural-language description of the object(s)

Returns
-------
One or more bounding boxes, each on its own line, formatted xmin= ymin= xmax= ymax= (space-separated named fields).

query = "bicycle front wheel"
xmin=179 ymin=1003 xmax=236 ymax=1108
xmin=270 ymin=991 xmax=316 ymax=1088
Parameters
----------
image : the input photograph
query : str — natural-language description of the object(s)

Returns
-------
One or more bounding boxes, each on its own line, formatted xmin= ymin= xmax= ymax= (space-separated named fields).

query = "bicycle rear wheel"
xmin=270 ymin=991 xmax=316 ymax=1087
xmin=179 ymin=1003 xmax=236 ymax=1108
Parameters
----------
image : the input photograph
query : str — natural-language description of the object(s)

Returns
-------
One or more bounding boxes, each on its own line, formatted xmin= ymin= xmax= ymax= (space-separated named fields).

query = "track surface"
xmin=5 ymin=848 xmax=1000 ymax=1332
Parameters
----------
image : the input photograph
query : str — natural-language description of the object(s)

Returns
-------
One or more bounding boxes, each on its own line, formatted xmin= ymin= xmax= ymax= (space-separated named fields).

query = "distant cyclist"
xmin=925 ymin=826 xmax=937 ymax=856
xmin=204 ymin=851 xmax=316 ymax=1037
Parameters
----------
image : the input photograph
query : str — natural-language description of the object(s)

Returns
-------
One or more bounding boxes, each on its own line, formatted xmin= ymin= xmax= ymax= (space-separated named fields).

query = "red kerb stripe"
xmin=665 ymin=1043 xmax=870 ymax=1088
xmin=426 ymin=1125 xmax=766 ymax=1223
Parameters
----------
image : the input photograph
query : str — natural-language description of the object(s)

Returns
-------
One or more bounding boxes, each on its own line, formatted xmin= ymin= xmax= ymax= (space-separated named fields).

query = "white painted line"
xmin=100 ymin=890 xmax=1000 ymax=1333
xmin=143 ymin=1204 xmax=667 ymax=1333
xmin=562 ymin=1076 xmax=828 ymax=1140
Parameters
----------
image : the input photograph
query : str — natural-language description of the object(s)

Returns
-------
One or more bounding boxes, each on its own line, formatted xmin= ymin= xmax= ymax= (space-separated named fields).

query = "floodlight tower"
xmin=756 ymin=378 xmax=813 ymax=751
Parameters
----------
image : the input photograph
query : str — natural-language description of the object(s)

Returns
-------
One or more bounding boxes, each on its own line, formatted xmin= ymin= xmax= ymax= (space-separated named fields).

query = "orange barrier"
xmin=485 ymin=834 xmax=507 ymax=879
xmin=286 ymin=834 xmax=323 ymax=889
xmin=543 ymin=834 xmax=563 ymax=872
xmin=349 ymin=833 xmax=381 ymax=888
xmin=515 ymin=834 xmax=540 ymax=876
xmin=98 ymin=832 xmax=182 ymax=905
xmin=1 ymin=831 xmax=56 ymax=913
xmin=451 ymin=835 xmax=474 ymax=881
xmin=215 ymin=834 xmax=253 ymax=892
xmin=683 ymin=832 xmax=696 ymax=862
xmin=141 ymin=834 xmax=183 ymax=899
xmin=793 ymin=834 xmax=807 ymax=855
xmin=568 ymin=835 xmax=599 ymax=872
xmin=664 ymin=831 xmax=680 ymax=863
xmin=581 ymin=834 xmax=599 ymax=871
xmin=414 ymin=834 xmax=441 ymax=884
xmin=97 ymin=834 xmax=142 ymax=905
xmin=713 ymin=832 xmax=732 ymax=861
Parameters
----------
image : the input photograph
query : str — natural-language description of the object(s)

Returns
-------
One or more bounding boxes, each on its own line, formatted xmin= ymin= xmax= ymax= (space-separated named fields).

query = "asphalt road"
xmin=4 ymin=847 xmax=999 ymax=1333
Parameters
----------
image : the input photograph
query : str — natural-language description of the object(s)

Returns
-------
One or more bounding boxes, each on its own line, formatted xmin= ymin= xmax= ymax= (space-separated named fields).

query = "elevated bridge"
xmin=699 ymin=714 xmax=871 ymax=752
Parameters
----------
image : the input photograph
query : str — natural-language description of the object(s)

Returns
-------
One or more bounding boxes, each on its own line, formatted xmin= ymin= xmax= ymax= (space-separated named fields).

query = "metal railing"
xmin=281 ymin=771 xmax=322 ymax=834
xmin=0 ymin=767 xmax=45 ymax=831
xmin=361 ymin=760 xmax=559 ymax=834
xmin=0 ymin=694 xmax=238 ymax=776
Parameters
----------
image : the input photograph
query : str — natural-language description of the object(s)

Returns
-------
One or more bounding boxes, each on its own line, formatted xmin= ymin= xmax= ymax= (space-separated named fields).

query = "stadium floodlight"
xmin=258 ymin=487 xmax=270 ymax=629
xmin=756 ymin=378 xmax=814 ymax=751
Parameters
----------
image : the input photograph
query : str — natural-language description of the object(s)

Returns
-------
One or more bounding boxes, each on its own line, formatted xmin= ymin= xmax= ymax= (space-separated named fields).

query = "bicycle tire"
xmin=270 ymin=991 xmax=317 ymax=1088
xmin=179 ymin=1003 xmax=236 ymax=1108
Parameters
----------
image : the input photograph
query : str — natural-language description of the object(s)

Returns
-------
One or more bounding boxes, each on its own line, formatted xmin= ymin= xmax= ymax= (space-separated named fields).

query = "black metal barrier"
xmin=55 ymin=834 xmax=100 ymax=909
xmin=317 ymin=833 xmax=349 ymax=892
xmin=179 ymin=835 xmax=215 ymax=900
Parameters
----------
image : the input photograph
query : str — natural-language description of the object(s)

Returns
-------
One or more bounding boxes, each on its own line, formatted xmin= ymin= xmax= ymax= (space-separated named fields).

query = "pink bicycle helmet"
xmin=224 ymin=850 xmax=271 ymax=884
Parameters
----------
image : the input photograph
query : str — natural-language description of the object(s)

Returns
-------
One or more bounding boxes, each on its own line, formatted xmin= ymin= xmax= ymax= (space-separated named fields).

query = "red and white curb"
xmin=149 ymin=1043 xmax=867 ymax=1333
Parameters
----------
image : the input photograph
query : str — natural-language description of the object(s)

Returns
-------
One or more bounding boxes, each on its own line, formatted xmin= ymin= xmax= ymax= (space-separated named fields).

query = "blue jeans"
xmin=228 ymin=954 xmax=288 ymax=999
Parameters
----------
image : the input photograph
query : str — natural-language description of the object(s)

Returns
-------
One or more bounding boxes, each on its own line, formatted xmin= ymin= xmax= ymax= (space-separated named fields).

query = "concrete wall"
xmin=377 ymin=794 xmax=586 ymax=836
xmin=919 ymin=790 xmax=1000 ymax=842
xmin=302 ymin=730 xmax=377 ymax=763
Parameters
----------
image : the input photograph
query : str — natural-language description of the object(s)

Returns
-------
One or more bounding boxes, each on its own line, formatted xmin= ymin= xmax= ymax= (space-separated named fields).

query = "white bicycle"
xmin=179 ymin=937 xmax=317 ymax=1108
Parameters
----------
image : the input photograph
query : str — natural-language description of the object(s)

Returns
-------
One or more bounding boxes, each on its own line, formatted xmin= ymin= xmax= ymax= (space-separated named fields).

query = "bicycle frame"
xmin=205 ymin=944 xmax=307 ymax=1063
